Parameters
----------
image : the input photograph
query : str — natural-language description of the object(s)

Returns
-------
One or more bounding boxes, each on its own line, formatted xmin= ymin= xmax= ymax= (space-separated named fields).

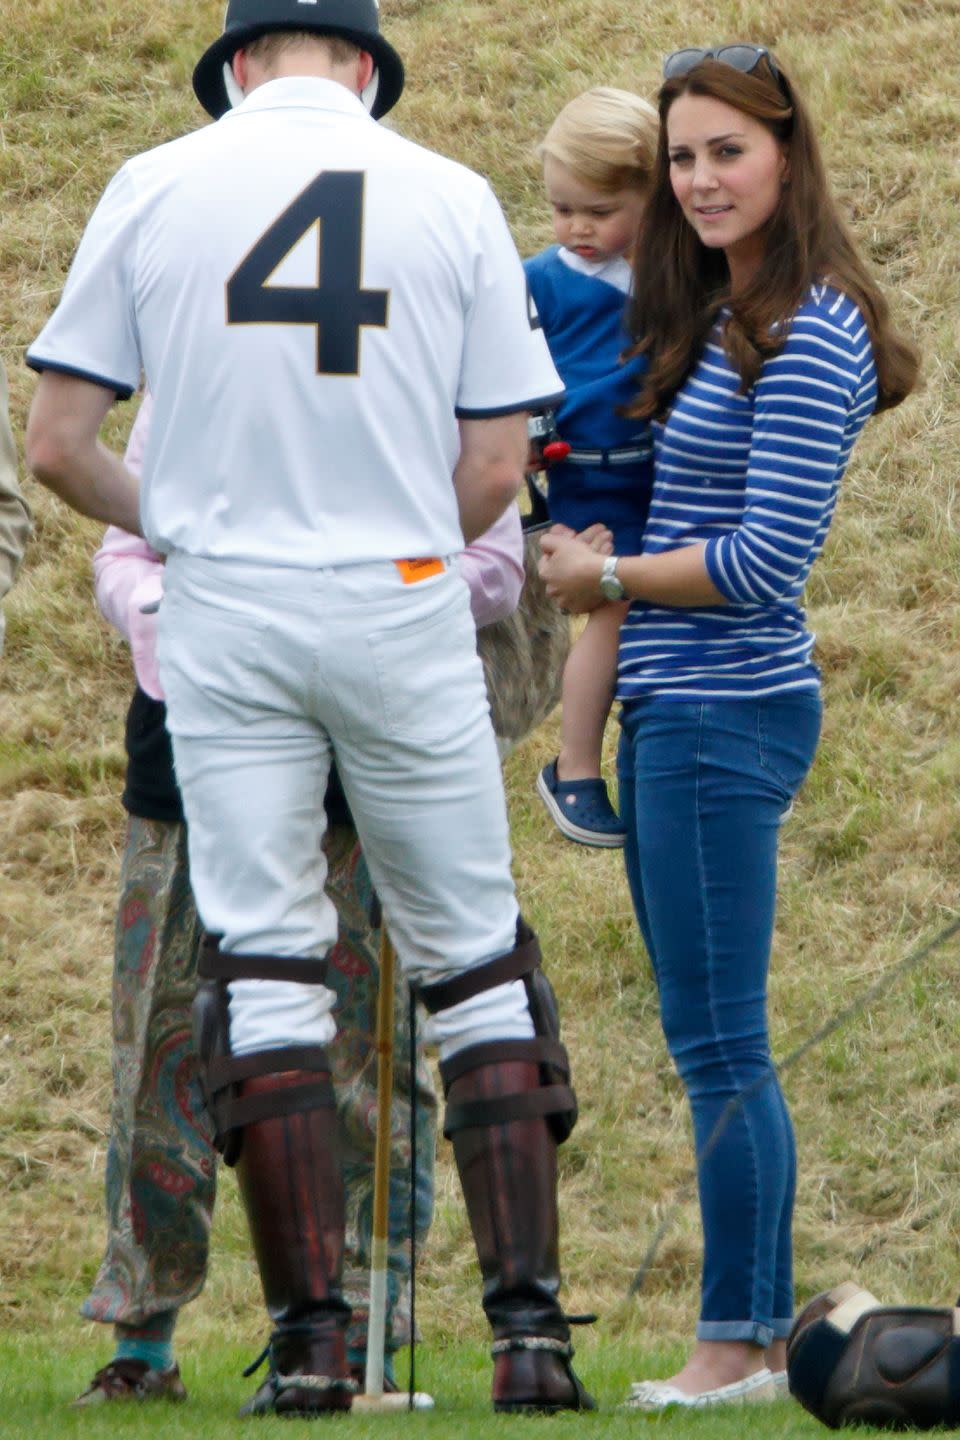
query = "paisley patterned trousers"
xmin=81 ymin=814 xmax=436 ymax=1361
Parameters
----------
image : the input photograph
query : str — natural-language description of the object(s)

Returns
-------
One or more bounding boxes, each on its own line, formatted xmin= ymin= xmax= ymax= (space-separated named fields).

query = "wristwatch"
xmin=599 ymin=555 xmax=626 ymax=601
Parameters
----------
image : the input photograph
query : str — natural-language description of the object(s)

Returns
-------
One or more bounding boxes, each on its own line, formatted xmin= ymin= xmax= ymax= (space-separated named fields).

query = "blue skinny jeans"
xmin=617 ymin=693 xmax=822 ymax=1345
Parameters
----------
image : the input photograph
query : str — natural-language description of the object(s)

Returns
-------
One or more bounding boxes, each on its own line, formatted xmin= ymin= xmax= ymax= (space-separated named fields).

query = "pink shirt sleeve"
xmin=92 ymin=394 xmax=166 ymax=699
xmin=461 ymin=504 xmax=525 ymax=629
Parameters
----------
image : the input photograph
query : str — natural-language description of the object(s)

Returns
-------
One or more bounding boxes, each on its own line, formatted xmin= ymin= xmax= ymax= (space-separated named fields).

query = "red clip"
xmin=542 ymin=440 xmax=571 ymax=463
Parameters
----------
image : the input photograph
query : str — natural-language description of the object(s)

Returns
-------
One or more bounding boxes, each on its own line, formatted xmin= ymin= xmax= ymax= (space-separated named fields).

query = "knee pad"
xmin=419 ymin=920 xmax=578 ymax=1144
xmin=787 ymin=1282 xmax=960 ymax=1430
xmin=193 ymin=935 xmax=336 ymax=1167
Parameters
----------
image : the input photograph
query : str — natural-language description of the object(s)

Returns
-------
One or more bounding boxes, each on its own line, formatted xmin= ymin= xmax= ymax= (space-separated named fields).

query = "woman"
xmin=540 ymin=44 xmax=918 ymax=1410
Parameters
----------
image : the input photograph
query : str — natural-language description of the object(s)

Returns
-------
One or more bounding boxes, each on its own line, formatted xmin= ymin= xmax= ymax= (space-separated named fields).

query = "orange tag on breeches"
xmin=394 ymin=557 xmax=444 ymax=583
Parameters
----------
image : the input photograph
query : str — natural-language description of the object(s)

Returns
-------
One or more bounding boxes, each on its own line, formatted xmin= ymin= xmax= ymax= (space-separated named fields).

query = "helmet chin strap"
xmin=360 ymin=66 xmax=379 ymax=113
xmin=223 ymin=60 xmax=245 ymax=109
xmin=221 ymin=58 xmax=381 ymax=113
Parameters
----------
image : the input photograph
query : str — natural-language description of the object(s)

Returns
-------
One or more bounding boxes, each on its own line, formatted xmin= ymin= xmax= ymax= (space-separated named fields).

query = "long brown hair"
xmin=626 ymin=53 xmax=919 ymax=420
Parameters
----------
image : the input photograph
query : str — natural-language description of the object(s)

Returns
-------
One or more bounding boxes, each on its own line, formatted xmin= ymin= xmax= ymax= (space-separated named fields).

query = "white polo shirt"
xmin=28 ymin=79 xmax=562 ymax=567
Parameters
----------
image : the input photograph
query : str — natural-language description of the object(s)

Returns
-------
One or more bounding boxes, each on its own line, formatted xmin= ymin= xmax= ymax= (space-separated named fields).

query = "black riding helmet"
xmin=193 ymin=0 xmax=404 ymax=120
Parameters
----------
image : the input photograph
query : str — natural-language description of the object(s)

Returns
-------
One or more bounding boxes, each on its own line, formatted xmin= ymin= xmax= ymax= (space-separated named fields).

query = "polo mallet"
xmin=353 ymin=928 xmax=434 ymax=1413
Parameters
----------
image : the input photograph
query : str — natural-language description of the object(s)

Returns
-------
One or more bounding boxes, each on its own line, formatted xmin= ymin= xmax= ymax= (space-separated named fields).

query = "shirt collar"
xmin=557 ymin=247 xmax=632 ymax=296
xmin=227 ymin=76 xmax=370 ymax=121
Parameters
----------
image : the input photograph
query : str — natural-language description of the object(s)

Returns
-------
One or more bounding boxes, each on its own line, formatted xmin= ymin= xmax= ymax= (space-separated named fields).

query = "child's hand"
xmin=538 ymin=531 xmax=605 ymax=613
xmin=575 ymin=523 xmax=614 ymax=556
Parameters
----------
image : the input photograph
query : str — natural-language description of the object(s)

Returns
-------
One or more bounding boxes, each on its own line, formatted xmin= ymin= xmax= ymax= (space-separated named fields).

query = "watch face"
xmin=600 ymin=560 xmax=624 ymax=601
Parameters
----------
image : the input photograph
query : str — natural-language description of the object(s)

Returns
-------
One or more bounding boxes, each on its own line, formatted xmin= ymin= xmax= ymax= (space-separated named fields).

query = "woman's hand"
xmin=538 ymin=530 xmax=607 ymax=613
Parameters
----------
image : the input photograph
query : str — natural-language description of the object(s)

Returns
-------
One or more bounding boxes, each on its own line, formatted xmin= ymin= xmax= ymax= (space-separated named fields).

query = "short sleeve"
xmin=27 ymin=166 xmax=142 ymax=399
xmin=456 ymin=187 xmax=563 ymax=418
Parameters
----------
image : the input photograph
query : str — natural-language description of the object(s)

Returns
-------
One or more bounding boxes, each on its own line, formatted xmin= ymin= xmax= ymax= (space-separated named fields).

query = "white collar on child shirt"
xmin=557 ymin=247 xmax=632 ymax=295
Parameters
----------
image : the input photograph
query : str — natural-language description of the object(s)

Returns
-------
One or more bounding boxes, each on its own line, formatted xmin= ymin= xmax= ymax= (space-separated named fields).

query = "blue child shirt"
xmin=524 ymin=245 xmax=653 ymax=550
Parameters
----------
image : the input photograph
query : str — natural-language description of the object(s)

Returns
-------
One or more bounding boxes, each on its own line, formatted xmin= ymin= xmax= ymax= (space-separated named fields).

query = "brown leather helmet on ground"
xmin=786 ymin=1280 xmax=960 ymax=1429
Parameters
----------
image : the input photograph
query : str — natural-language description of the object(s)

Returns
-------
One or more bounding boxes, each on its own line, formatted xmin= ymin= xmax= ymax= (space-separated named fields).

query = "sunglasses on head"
xmin=663 ymin=43 xmax=785 ymax=92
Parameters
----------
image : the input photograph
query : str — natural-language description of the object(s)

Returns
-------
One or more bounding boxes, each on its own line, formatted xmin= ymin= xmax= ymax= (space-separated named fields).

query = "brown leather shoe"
xmin=71 ymin=1359 xmax=187 ymax=1407
xmin=238 ymin=1321 xmax=356 ymax=1418
xmin=490 ymin=1337 xmax=595 ymax=1414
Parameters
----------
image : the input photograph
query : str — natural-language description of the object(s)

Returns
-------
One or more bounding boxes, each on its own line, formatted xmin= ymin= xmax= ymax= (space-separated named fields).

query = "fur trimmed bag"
xmin=477 ymin=521 xmax=569 ymax=747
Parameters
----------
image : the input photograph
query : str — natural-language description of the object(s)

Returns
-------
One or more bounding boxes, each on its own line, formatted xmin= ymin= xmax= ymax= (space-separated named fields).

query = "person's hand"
xmin=575 ymin=522 xmax=614 ymax=556
xmin=543 ymin=521 xmax=612 ymax=553
xmin=538 ymin=531 xmax=606 ymax=613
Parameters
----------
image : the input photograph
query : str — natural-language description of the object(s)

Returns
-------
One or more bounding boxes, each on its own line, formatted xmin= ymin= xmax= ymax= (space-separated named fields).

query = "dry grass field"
xmin=2 ymin=0 xmax=960 ymax=1392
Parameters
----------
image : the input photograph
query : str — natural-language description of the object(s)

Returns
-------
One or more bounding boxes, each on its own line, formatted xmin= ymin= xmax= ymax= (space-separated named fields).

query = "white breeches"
xmin=157 ymin=554 xmax=534 ymax=1060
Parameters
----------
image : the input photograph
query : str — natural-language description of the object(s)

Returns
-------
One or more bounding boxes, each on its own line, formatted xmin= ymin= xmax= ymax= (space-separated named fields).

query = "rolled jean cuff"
xmin=696 ymin=1319 xmax=775 ymax=1347
xmin=771 ymin=1316 xmax=794 ymax=1340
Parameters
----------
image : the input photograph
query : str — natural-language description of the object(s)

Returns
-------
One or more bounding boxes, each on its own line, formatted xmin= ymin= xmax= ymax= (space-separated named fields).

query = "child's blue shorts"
xmin=547 ymin=460 xmax=651 ymax=555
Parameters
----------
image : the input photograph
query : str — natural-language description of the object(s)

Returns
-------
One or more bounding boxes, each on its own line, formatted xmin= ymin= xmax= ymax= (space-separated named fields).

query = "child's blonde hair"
xmin=538 ymin=86 xmax=659 ymax=192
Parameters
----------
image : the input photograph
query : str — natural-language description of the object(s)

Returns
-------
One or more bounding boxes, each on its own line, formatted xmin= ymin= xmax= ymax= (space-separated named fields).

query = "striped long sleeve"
xmin=618 ymin=287 xmax=878 ymax=701
xmin=704 ymin=293 xmax=875 ymax=603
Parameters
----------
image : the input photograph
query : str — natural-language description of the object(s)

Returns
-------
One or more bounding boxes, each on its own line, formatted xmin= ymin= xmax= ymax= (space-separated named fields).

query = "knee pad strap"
xmin=441 ymin=1037 xmax=570 ymax=1086
xmin=438 ymin=1039 xmax=576 ymax=1144
xmin=421 ymin=921 xmax=577 ymax=1144
xmin=195 ymin=935 xmax=334 ymax=1166
xmin=417 ymin=923 xmax=540 ymax=1015
xmin=199 ymin=932 xmax=330 ymax=987
xmin=208 ymin=1045 xmax=336 ymax=1137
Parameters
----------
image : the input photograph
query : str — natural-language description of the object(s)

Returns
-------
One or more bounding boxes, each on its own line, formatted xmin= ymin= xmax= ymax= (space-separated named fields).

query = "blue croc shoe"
xmin=536 ymin=760 xmax=626 ymax=848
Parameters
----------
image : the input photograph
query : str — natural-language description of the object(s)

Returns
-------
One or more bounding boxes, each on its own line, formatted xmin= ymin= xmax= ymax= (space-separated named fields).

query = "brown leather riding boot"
xmin=234 ymin=1071 xmax=354 ymax=1416
xmin=445 ymin=1056 xmax=595 ymax=1413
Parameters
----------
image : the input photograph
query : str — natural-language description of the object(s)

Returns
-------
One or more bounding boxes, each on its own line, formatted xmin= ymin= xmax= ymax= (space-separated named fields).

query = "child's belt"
xmin=563 ymin=442 xmax=652 ymax=467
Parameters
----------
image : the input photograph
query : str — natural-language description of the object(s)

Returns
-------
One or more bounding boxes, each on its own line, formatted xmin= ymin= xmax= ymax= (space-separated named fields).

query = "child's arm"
xmin=92 ymin=394 xmax=165 ymax=698
xmin=459 ymin=505 xmax=525 ymax=628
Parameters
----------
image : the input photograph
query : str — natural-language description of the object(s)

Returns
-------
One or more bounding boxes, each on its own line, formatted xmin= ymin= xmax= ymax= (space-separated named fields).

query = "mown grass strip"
xmin=0 ymin=1337 xmax=825 ymax=1438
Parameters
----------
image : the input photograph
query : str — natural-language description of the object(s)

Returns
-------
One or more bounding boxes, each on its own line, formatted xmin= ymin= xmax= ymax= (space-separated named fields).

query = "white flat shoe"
xmin=772 ymin=1368 xmax=791 ymax=1398
xmin=620 ymin=1367 xmax=778 ymax=1411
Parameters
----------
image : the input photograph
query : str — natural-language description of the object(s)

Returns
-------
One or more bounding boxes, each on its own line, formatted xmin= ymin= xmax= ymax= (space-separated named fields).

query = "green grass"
xmin=3 ymin=0 xmax=960 ymax=1419
xmin=0 ymin=1337 xmax=823 ymax=1437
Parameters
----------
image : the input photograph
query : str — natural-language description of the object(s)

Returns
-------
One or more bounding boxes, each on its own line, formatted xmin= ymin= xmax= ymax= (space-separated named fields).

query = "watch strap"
xmin=600 ymin=555 xmax=625 ymax=599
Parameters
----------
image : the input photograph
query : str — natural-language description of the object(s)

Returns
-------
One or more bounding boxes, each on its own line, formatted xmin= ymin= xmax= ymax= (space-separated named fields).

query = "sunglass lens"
xmin=662 ymin=47 xmax=710 ymax=78
xmin=715 ymin=44 xmax=766 ymax=73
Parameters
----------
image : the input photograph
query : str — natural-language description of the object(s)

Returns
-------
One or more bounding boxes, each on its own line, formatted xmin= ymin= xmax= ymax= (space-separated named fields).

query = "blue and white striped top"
xmin=617 ymin=286 xmax=878 ymax=701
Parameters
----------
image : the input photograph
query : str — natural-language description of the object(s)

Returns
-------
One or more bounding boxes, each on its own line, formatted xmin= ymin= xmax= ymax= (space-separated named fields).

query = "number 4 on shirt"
xmin=226 ymin=171 xmax=389 ymax=376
